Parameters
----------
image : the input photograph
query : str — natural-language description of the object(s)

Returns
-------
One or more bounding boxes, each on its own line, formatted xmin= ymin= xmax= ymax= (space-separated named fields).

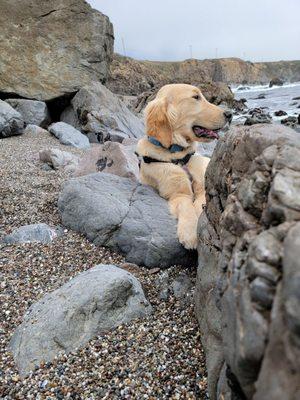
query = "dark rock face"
xmin=195 ymin=124 xmax=300 ymax=400
xmin=58 ymin=173 xmax=196 ymax=268
xmin=274 ymin=110 xmax=287 ymax=117
xmin=269 ymin=77 xmax=284 ymax=87
xmin=0 ymin=0 xmax=113 ymax=101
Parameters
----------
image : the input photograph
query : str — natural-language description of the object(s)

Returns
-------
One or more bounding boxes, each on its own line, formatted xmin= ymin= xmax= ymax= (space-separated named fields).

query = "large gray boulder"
xmin=0 ymin=100 xmax=24 ymax=138
xmin=5 ymin=99 xmax=50 ymax=127
xmin=48 ymin=122 xmax=90 ymax=149
xmin=195 ymin=124 xmax=300 ymax=400
xmin=10 ymin=264 xmax=152 ymax=375
xmin=60 ymin=82 xmax=145 ymax=143
xmin=0 ymin=0 xmax=113 ymax=100
xmin=58 ymin=173 xmax=196 ymax=268
xmin=2 ymin=223 xmax=62 ymax=244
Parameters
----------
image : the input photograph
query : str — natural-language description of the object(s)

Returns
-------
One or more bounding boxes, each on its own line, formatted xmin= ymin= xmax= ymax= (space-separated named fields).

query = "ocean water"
xmin=198 ymin=82 xmax=300 ymax=157
xmin=232 ymin=82 xmax=300 ymax=121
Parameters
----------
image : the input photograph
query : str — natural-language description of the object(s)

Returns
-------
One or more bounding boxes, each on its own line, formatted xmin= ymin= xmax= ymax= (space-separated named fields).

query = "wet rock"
xmin=269 ymin=77 xmax=284 ymax=87
xmin=0 ymin=100 xmax=25 ymax=138
xmin=39 ymin=148 xmax=79 ymax=171
xmin=2 ymin=223 xmax=62 ymax=244
xmin=280 ymin=116 xmax=298 ymax=128
xmin=10 ymin=264 xmax=152 ymax=375
xmin=60 ymin=82 xmax=144 ymax=143
xmin=274 ymin=110 xmax=287 ymax=117
xmin=232 ymin=98 xmax=247 ymax=113
xmin=74 ymin=141 xmax=139 ymax=180
xmin=58 ymin=173 xmax=196 ymax=268
xmin=195 ymin=124 xmax=300 ymax=400
xmin=0 ymin=0 xmax=113 ymax=100
xmin=48 ymin=122 xmax=90 ymax=149
xmin=251 ymin=93 xmax=266 ymax=100
xmin=244 ymin=108 xmax=272 ymax=125
xmin=5 ymin=99 xmax=50 ymax=127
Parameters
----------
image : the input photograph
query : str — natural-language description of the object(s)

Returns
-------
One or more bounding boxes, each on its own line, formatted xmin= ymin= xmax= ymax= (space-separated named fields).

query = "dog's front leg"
xmin=169 ymin=194 xmax=198 ymax=250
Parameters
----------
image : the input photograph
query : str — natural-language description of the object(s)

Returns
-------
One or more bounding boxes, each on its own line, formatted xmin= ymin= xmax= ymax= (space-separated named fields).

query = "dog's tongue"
xmin=193 ymin=126 xmax=219 ymax=139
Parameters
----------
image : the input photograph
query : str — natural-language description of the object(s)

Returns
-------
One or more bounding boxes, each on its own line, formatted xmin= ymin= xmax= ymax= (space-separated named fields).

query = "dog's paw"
xmin=177 ymin=227 xmax=198 ymax=250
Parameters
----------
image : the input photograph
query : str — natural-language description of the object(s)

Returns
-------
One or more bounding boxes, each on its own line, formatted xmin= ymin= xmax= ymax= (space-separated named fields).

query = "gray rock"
xmin=0 ymin=0 xmax=113 ymax=101
xmin=58 ymin=173 xmax=196 ymax=268
xmin=48 ymin=122 xmax=90 ymax=149
xmin=5 ymin=99 xmax=50 ymax=127
xmin=74 ymin=141 xmax=139 ymax=180
xmin=39 ymin=148 xmax=79 ymax=171
xmin=195 ymin=124 xmax=300 ymax=400
xmin=0 ymin=100 xmax=24 ymax=138
xmin=3 ymin=223 xmax=62 ymax=244
xmin=10 ymin=264 xmax=152 ymax=375
xmin=60 ymin=82 xmax=144 ymax=142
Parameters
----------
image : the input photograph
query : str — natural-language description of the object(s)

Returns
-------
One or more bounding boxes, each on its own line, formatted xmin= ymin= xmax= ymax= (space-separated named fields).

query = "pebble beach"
xmin=0 ymin=131 xmax=207 ymax=399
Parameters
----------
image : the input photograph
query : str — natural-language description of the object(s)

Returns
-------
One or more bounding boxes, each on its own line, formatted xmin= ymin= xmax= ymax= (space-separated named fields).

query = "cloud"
xmin=88 ymin=0 xmax=300 ymax=62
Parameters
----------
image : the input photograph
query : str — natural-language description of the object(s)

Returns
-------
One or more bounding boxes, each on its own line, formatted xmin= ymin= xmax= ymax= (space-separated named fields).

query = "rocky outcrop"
xmin=195 ymin=124 xmax=300 ymax=400
xmin=107 ymin=55 xmax=300 ymax=95
xmin=58 ymin=173 xmax=196 ymax=268
xmin=0 ymin=0 xmax=113 ymax=101
xmin=10 ymin=264 xmax=152 ymax=375
xmin=60 ymin=82 xmax=144 ymax=143
xmin=0 ymin=100 xmax=25 ymax=138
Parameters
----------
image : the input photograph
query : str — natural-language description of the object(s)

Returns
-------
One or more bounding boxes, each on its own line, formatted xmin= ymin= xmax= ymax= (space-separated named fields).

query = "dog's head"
xmin=145 ymin=83 xmax=232 ymax=148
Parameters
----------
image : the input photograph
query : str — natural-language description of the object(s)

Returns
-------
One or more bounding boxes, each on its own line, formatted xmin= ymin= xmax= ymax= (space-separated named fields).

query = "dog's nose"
xmin=224 ymin=110 xmax=233 ymax=123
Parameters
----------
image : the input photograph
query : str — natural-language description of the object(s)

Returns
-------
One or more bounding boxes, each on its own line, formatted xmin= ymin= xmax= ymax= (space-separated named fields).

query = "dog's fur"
xmin=136 ymin=84 xmax=229 ymax=249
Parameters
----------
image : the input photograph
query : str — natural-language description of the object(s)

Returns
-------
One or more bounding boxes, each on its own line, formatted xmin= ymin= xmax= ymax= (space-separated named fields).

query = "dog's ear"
xmin=145 ymin=98 xmax=172 ymax=148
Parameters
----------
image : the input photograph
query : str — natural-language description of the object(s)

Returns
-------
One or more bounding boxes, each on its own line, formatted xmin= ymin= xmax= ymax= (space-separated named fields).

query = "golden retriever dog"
xmin=136 ymin=83 xmax=232 ymax=249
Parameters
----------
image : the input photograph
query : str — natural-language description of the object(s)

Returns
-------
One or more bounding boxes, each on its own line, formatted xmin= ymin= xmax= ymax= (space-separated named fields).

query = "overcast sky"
xmin=88 ymin=0 xmax=300 ymax=62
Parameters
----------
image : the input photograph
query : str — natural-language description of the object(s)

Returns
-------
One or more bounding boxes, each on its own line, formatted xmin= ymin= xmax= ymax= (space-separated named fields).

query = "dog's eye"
xmin=193 ymin=95 xmax=200 ymax=100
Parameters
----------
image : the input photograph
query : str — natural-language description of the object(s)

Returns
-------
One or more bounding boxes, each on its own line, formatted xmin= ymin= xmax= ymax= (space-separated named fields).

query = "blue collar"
xmin=148 ymin=136 xmax=185 ymax=153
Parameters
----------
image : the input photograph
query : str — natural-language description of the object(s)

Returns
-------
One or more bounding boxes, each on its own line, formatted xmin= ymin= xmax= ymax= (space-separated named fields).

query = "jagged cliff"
xmin=107 ymin=54 xmax=300 ymax=95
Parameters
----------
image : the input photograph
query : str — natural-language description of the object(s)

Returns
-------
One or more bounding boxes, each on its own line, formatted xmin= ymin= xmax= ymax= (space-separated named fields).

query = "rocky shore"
xmin=0 ymin=131 xmax=205 ymax=399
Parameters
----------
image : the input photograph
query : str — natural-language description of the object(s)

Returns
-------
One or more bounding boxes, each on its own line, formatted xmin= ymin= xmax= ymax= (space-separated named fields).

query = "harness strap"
xmin=135 ymin=152 xmax=195 ymax=166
